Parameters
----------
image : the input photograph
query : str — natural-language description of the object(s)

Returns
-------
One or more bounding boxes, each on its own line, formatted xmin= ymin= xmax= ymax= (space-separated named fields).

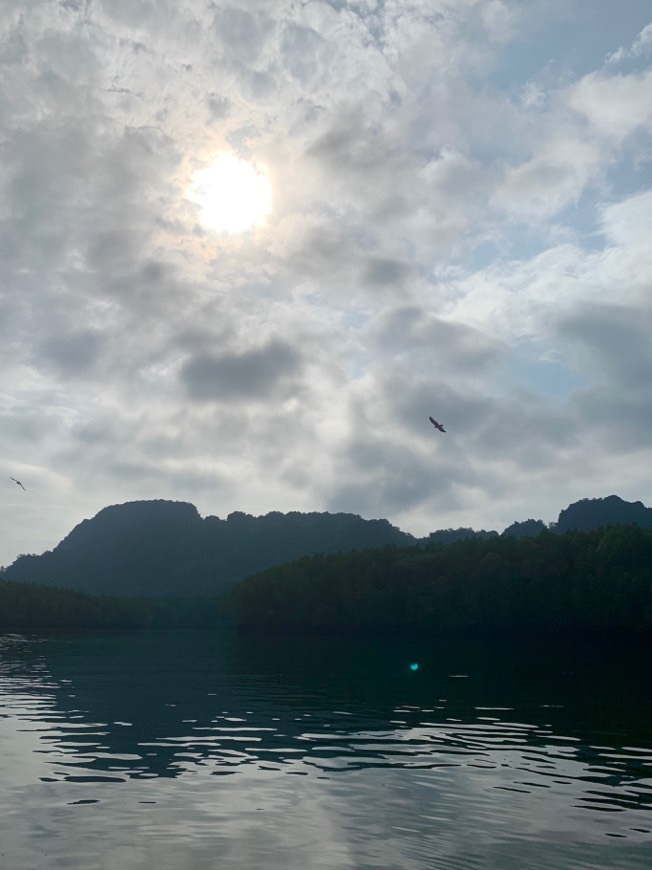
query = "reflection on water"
xmin=1 ymin=630 xmax=650 ymax=869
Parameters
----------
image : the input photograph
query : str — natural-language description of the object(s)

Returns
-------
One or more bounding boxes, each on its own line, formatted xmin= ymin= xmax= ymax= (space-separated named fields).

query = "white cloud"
xmin=566 ymin=69 xmax=652 ymax=143
xmin=520 ymin=80 xmax=546 ymax=109
xmin=606 ymin=19 xmax=652 ymax=65
xmin=632 ymin=21 xmax=652 ymax=56
xmin=481 ymin=1 xmax=519 ymax=43
xmin=492 ymin=136 xmax=604 ymax=220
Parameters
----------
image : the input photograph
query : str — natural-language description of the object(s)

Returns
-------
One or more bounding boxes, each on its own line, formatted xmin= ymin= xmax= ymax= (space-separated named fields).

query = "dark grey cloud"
xmin=466 ymin=395 xmax=579 ymax=466
xmin=280 ymin=228 xmax=415 ymax=302
xmin=206 ymin=94 xmax=232 ymax=121
xmin=326 ymin=437 xmax=463 ymax=519
xmin=0 ymin=24 xmax=27 ymax=65
xmin=368 ymin=306 xmax=503 ymax=372
xmin=381 ymin=377 xmax=491 ymax=438
xmin=180 ymin=339 xmax=301 ymax=402
xmin=104 ymin=458 xmax=227 ymax=495
xmin=280 ymin=24 xmax=328 ymax=84
xmin=361 ymin=257 xmax=413 ymax=289
xmin=0 ymin=409 xmax=50 ymax=445
xmin=3 ymin=122 xmax=96 ymax=269
xmin=38 ymin=329 xmax=104 ymax=378
xmin=556 ymin=303 xmax=652 ymax=450
xmin=280 ymin=221 xmax=364 ymax=287
xmin=306 ymin=111 xmax=391 ymax=176
xmin=558 ymin=303 xmax=652 ymax=392
xmin=209 ymin=6 xmax=274 ymax=68
xmin=352 ymin=368 xmax=580 ymax=505
xmin=569 ymin=387 xmax=652 ymax=451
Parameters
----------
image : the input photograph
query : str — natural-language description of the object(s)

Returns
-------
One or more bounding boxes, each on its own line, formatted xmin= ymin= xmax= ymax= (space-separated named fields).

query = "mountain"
xmin=3 ymin=495 xmax=651 ymax=598
xmin=428 ymin=527 xmax=498 ymax=544
xmin=555 ymin=495 xmax=652 ymax=533
xmin=502 ymin=519 xmax=547 ymax=538
xmin=500 ymin=496 xmax=652 ymax=537
xmin=2 ymin=500 xmax=414 ymax=597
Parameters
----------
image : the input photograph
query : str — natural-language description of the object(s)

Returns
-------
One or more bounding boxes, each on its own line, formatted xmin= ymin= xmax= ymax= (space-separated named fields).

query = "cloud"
xmin=558 ymin=303 xmax=652 ymax=394
xmin=367 ymin=306 xmax=503 ymax=375
xmin=481 ymin=1 xmax=519 ymax=44
xmin=600 ymin=189 xmax=652 ymax=248
xmin=566 ymin=69 xmax=652 ymax=143
xmin=606 ymin=20 xmax=652 ymax=65
xmin=632 ymin=21 xmax=652 ymax=56
xmin=492 ymin=135 xmax=604 ymax=220
xmin=209 ymin=5 xmax=275 ymax=76
xmin=563 ymin=339 xmax=652 ymax=454
xmin=37 ymin=330 xmax=105 ymax=378
xmin=520 ymin=80 xmax=546 ymax=109
xmin=1 ymin=0 xmax=652 ymax=564
xmin=325 ymin=435 xmax=462 ymax=519
xmin=180 ymin=340 xmax=302 ymax=402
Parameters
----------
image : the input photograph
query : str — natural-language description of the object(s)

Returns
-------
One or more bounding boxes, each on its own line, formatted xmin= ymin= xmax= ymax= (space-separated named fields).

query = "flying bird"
xmin=10 ymin=476 xmax=26 ymax=490
xmin=429 ymin=416 xmax=446 ymax=433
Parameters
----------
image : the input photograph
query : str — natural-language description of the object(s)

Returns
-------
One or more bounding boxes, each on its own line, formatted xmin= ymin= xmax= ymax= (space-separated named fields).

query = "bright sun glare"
xmin=190 ymin=153 xmax=272 ymax=234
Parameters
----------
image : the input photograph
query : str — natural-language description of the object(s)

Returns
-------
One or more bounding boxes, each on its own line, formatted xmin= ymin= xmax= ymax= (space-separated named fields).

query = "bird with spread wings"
xmin=429 ymin=416 xmax=446 ymax=433
xmin=10 ymin=476 xmax=26 ymax=490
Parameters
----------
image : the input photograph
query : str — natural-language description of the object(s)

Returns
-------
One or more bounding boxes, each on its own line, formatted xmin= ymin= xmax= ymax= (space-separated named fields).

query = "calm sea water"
xmin=0 ymin=629 xmax=650 ymax=869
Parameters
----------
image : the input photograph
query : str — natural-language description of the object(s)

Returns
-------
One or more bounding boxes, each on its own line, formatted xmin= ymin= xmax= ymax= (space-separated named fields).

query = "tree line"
xmin=226 ymin=524 xmax=652 ymax=637
xmin=0 ymin=579 xmax=222 ymax=630
xmin=3 ymin=523 xmax=651 ymax=636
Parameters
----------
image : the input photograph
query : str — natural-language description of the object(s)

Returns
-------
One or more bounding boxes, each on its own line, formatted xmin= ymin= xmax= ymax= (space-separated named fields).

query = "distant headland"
xmin=2 ymin=494 xmax=651 ymax=601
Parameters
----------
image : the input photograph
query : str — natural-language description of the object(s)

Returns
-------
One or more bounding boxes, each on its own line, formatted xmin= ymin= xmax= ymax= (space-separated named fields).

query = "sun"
xmin=190 ymin=153 xmax=272 ymax=234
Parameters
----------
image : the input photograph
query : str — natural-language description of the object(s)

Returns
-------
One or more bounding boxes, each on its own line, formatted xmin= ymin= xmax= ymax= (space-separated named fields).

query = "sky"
xmin=1 ymin=0 xmax=652 ymax=566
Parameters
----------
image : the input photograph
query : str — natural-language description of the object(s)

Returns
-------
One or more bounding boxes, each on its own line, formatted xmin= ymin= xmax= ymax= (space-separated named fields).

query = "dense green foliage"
xmin=3 ymin=495 xmax=651 ymax=601
xmin=427 ymin=527 xmax=498 ymax=544
xmin=0 ymin=578 xmax=222 ymax=630
xmin=502 ymin=519 xmax=547 ymax=538
xmin=4 ymin=521 xmax=652 ymax=636
xmin=227 ymin=525 xmax=652 ymax=637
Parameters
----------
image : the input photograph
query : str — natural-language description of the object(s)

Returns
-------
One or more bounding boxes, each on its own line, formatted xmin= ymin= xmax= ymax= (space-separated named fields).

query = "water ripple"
xmin=1 ymin=630 xmax=651 ymax=862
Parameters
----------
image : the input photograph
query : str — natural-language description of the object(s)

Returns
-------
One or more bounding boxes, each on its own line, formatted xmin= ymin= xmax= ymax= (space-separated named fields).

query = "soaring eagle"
xmin=10 ymin=476 xmax=26 ymax=490
xmin=429 ymin=416 xmax=446 ymax=433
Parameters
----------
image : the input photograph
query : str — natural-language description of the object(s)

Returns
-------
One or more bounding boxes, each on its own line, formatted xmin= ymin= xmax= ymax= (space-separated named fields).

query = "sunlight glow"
xmin=190 ymin=153 xmax=272 ymax=233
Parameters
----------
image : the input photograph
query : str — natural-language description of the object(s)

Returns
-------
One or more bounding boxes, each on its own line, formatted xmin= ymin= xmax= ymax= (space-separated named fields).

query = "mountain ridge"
xmin=3 ymin=494 xmax=651 ymax=597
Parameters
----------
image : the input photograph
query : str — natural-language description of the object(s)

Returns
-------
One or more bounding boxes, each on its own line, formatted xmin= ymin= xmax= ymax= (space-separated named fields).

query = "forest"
xmin=227 ymin=524 xmax=652 ymax=637
xmin=0 ymin=579 xmax=222 ymax=630
xmin=3 ymin=495 xmax=651 ymax=602
xmin=3 ymin=522 xmax=652 ymax=637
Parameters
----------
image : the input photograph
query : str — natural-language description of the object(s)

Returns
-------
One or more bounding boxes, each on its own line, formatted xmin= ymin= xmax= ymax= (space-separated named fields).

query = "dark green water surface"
xmin=1 ymin=630 xmax=650 ymax=868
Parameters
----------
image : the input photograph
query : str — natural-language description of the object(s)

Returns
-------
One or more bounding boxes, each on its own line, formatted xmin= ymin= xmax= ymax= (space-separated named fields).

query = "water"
xmin=1 ymin=630 xmax=650 ymax=869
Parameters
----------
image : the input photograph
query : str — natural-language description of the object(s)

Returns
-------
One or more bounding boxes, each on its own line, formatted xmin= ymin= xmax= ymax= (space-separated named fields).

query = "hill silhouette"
xmin=2 ymin=500 xmax=414 ymax=596
xmin=2 ymin=494 xmax=650 ymax=598
xmin=554 ymin=495 xmax=652 ymax=533
xmin=499 ymin=495 xmax=652 ymax=537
